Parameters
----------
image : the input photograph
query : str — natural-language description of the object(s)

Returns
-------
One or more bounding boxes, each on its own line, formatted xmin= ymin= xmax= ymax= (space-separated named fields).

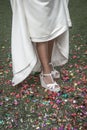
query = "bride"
xmin=10 ymin=0 xmax=72 ymax=92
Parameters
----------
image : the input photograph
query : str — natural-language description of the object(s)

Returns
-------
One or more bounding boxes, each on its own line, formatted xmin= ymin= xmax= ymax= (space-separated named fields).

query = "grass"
xmin=0 ymin=0 xmax=87 ymax=130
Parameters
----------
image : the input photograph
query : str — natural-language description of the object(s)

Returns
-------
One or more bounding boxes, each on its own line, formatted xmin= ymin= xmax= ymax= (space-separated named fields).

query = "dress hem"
xmin=31 ymin=26 xmax=68 ymax=42
xmin=12 ymin=57 xmax=37 ymax=86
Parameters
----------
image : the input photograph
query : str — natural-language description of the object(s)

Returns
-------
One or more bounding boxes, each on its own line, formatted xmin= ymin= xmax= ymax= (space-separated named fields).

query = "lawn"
xmin=0 ymin=0 xmax=87 ymax=130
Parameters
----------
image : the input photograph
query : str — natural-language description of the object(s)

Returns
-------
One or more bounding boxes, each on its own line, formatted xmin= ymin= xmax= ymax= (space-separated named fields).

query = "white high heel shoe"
xmin=40 ymin=72 xmax=60 ymax=92
xmin=49 ymin=63 xmax=60 ymax=79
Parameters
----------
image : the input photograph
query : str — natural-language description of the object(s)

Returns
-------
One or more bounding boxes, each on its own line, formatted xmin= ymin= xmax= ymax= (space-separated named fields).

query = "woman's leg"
xmin=48 ymin=39 xmax=54 ymax=63
xmin=36 ymin=42 xmax=53 ymax=84
xmin=36 ymin=42 xmax=50 ymax=73
xmin=48 ymin=39 xmax=60 ymax=79
xmin=36 ymin=41 xmax=60 ymax=91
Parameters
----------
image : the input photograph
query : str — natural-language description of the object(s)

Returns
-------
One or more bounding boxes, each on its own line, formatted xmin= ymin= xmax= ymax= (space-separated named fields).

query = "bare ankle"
xmin=43 ymin=70 xmax=51 ymax=74
xmin=49 ymin=63 xmax=53 ymax=71
xmin=42 ymin=67 xmax=51 ymax=74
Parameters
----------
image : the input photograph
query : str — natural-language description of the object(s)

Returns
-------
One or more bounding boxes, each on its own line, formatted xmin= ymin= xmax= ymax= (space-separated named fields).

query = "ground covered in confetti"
xmin=0 ymin=0 xmax=87 ymax=130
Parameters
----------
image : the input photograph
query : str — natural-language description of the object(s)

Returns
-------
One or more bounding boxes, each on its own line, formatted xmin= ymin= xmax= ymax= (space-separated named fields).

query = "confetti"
xmin=0 ymin=3 xmax=87 ymax=129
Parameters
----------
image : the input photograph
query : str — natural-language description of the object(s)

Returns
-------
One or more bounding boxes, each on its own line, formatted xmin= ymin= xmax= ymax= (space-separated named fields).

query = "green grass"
xmin=0 ymin=0 xmax=87 ymax=130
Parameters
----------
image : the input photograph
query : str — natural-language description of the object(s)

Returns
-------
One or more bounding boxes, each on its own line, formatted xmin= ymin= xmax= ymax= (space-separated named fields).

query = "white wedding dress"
xmin=10 ymin=0 xmax=72 ymax=86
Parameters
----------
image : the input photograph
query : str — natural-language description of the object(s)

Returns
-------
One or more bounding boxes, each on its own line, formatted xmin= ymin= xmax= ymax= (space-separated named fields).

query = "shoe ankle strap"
xmin=40 ymin=72 xmax=54 ymax=83
xmin=49 ymin=62 xmax=53 ymax=66
xmin=49 ymin=62 xmax=55 ymax=70
xmin=41 ymin=72 xmax=52 ymax=77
